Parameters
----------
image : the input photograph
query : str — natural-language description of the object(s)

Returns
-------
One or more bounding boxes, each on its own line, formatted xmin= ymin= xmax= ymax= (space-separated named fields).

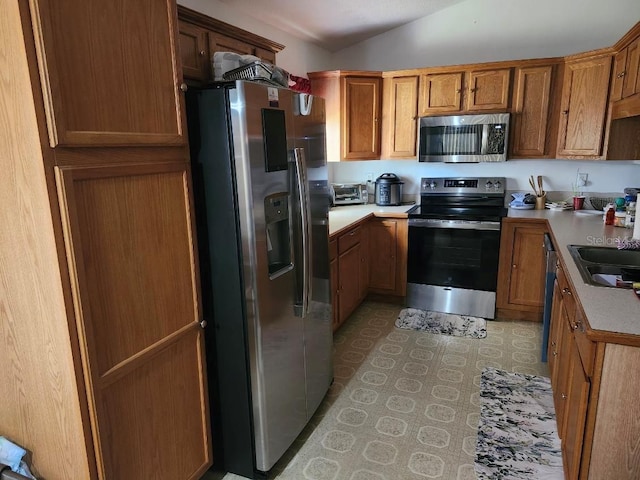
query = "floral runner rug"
xmin=395 ymin=308 xmax=487 ymax=338
xmin=475 ymin=367 xmax=563 ymax=479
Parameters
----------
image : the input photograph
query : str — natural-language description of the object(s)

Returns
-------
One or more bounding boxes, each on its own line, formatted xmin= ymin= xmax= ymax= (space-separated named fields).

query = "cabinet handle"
xmin=551 ymin=341 xmax=556 ymax=347
xmin=200 ymin=319 xmax=207 ymax=329
xmin=456 ymin=89 xmax=462 ymax=93
xmin=561 ymin=393 xmax=567 ymax=399
xmin=617 ymin=71 xmax=626 ymax=78
xmin=553 ymin=351 xmax=558 ymax=356
xmin=562 ymin=110 xmax=569 ymax=115
xmin=572 ymin=320 xmax=581 ymax=331
xmin=180 ymin=83 xmax=188 ymax=92
xmin=562 ymin=287 xmax=571 ymax=295
xmin=199 ymin=50 xmax=206 ymax=56
xmin=512 ymin=264 xmax=517 ymax=269
xmin=349 ymin=231 xmax=356 ymax=236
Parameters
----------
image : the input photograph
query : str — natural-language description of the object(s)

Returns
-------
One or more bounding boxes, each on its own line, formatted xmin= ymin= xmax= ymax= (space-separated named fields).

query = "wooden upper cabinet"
xmin=382 ymin=75 xmax=419 ymax=158
xmin=418 ymin=72 xmax=464 ymax=114
xmin=467 ymin=69 xmax=511 ymax=111
xmin=557 ymin=55 xmax=612 ymax=157
xmin=343 ymin=76 xmax=382 ymax=159
xmin=621 ymin=37 xmax=640 ymax=99
xmin=510 ymin=65 xmax=555 ymax=157
xmin=309 ymin=71 xmax=382 ymax=161
xmin=418 ymin=68 xmax=510 ymax=115
xmin=179 ymin=20 xmax=209 ymax=82
xmin=31 ymin=0 xmax=186 ymax=147
xmin=611 ymin=48 xmax=629 ymax=102
xmin=177 ymin=6 xmax=283 ymax=85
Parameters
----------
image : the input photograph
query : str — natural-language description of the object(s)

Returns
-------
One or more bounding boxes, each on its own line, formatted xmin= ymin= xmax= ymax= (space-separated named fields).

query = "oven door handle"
xmin=408 ymin=218 xmax=501 ymax=231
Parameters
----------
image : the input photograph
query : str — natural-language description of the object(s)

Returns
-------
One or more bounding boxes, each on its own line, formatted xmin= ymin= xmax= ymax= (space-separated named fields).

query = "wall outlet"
xmin=576 ymin=172 xmax=588 ymax=187
xmin=366 ymin=172 xmax=374 ymax=182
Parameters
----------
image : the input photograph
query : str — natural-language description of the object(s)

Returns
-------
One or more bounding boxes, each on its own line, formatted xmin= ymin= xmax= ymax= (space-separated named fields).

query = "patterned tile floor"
xmin=207 ymin=301 xmax=550 ymax=480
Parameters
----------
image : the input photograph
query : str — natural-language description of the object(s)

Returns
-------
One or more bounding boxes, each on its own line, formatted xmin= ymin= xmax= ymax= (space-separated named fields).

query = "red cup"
xmin=573 ymin=196 xmax=585 ymax=210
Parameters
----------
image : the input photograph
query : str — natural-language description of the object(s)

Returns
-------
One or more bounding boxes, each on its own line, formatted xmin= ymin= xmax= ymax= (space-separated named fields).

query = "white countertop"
xmin=329 ymin=204 xmax=413 ymax=236
xmin=508 ymin=208 xmax=640 ymax=339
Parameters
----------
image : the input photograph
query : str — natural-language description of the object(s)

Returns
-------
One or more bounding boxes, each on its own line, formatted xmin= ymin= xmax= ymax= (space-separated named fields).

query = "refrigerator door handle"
xmin=290 ymin=147 xmax=312 ymax=317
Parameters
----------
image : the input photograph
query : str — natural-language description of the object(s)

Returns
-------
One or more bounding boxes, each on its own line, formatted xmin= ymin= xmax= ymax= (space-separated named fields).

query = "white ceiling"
xmin=217 ymin=0 xmax=466 ymax=52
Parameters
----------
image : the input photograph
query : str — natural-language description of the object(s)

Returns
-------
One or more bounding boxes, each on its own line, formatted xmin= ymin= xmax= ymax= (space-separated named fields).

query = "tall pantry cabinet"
xmin=1 ymin=1 xmax=211 ymax=479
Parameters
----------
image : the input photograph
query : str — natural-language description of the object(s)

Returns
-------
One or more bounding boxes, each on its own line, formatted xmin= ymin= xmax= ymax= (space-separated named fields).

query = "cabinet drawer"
xmin=329 ymin=238 xmax=338 ymax=261
xmin=338 ymin=226 xmax=362 ymax=253
xmin=572 ymin=309 xmax=595 ymax=377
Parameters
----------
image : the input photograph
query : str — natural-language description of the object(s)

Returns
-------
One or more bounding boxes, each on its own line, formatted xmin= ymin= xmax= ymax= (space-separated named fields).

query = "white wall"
xmin=178 ymin=0 xmax=333 ymax=76
xmin=331 ymin=0 xmax=640 ymax=70
xmin=328 ymin=0 xmax=640 ymax=195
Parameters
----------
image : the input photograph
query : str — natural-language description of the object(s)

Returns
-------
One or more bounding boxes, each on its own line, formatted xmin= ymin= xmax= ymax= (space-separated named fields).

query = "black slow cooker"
xmin=374 ymin=173 xmax=403 ymax=206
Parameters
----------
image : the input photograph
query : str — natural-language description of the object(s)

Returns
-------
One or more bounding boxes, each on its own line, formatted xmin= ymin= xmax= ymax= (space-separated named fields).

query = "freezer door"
xmin=229 ymin=82 xmax=307 ymax=473
xmin=289 ymin=94 xmax=333 ymax=419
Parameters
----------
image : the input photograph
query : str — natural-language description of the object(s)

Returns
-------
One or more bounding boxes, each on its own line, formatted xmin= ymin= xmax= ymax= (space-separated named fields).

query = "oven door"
xmin=406 ymin=218 xmax=501 ymax=318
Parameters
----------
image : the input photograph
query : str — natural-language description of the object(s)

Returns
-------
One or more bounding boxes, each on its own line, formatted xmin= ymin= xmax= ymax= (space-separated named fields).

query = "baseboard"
xmin=495 ymin=308 xmax=543 ymax=322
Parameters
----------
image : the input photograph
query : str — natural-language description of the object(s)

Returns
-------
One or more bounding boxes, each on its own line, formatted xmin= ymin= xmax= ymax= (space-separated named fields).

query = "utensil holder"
xmin=573 ymin=196 xmax=585 ymax=210
xmin=535 ymin=195 xmax=546 ymax=210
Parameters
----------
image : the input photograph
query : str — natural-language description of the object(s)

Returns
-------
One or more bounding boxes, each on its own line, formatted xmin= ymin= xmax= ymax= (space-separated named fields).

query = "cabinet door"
xmin=557 ymin=56 xmax=612 ymax=157
xmin=209 ymin=31 xmax=255 ymax=57
xmin=338 ymin=244 xmax=362 ymax=323
xmin=55 ymin=162 xmax=211 ymax=479
xmin=553 ymin=307 xmax=573 ymax=437
xmin=179 ymin=21 xmax=209 ymax=82
xmin=330 ymin=256 xmax=340 ymax=331
xmin=382 ymin=76 xmax=419 ymax=158
xmin=466 ymin=69 xmax=511 ymax=111
xmin=368 ymin=219 xmax=398 ymax=292
xmin=342 ymin=76 xmax=381 ymax=159
xmin=497 ymin=221 xmax=547 ymax=319
xmin=548 ymin=279 xmax=564 ymax=383
xmin=511 ymin=66 xmax=553 ymax=157
xmin=562 ymin=339 xmax=590 ymax=480
xmin=418 ymin=72 xmax=464 ymax=115
xmin=622 ymin=37 xmax=640 ymax=99
xmin=359 ymin=223 xmax=370 ymax=301
xmin=31 ymin=0 xmax=186 ymax=147
xmin=611 ymin=48 xmax=628 ymax=102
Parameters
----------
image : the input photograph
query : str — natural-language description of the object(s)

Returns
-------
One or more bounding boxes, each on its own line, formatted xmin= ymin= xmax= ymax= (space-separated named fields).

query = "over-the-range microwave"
xmin=418 ymin=113 xmax=510 ymax=163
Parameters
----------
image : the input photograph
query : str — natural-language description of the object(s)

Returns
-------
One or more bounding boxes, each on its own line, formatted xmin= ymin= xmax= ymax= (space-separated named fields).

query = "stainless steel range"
xmin=406 ymin=177 xmax=507 ymax=319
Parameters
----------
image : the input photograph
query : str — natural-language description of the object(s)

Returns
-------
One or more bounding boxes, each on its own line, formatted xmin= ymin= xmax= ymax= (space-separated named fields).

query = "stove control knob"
xmin=494 ymin=180 xmax=502 ymax=190
xmin=429 ymin=181 xmax=437 ymax=189
xmin=485 ymin=181 xmax=493 ymax=189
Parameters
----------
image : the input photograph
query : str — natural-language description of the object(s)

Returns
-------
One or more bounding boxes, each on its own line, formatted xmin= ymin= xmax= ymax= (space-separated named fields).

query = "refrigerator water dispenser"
xmin=265 ymin=193 xmax=292 ymax=276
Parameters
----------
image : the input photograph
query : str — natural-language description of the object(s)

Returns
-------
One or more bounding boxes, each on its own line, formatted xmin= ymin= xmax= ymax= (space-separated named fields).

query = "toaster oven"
xmin=331 ymin=183 xmax=368 ymax=205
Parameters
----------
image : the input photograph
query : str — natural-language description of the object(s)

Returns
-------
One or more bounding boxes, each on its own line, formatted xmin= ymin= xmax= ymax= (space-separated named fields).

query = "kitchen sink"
xmin=568 ymin=245 xmax=640 ymax=287
xmin=570 ymin=246 xmax=640 ymax=266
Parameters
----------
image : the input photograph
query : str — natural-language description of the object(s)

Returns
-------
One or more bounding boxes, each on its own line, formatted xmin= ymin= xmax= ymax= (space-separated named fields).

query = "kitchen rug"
xmin=475 ymin=367 xmax=563 ymax=480
xmin=395 ymin=308 xmax=487 ymax=338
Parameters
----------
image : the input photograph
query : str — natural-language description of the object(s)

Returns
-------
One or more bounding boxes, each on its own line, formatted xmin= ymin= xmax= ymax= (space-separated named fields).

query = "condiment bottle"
xmin=626 ymin=202 xmax=636 ymax=229
xmin=605 ymin=204 xmax=615 ymax=225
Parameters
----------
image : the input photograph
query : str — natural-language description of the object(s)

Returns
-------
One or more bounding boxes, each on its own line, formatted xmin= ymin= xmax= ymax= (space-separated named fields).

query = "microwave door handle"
xmin=290 ymin=147 xmax=311 ymax=317
xmin=480 ymin=124 xmax=489 ymax=154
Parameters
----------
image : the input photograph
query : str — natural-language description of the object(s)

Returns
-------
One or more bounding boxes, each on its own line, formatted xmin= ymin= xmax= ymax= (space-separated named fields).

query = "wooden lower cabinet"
xmin=548 ymin=261 xmax=640 ymax=480
xmin=330 ymin=216 xmax=407 ymax=331
xmin=368 ymin=218 xmax=408 ymax=296
xmin=497 ymin=218 xmax=548 ymax=321
xmin=333 ymin=223 xmax=369 ymax=330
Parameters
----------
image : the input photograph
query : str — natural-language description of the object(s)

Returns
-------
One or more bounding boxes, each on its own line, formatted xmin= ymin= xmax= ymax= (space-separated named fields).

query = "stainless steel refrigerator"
xmin=186 ymin=81 xmax=332 ymax=479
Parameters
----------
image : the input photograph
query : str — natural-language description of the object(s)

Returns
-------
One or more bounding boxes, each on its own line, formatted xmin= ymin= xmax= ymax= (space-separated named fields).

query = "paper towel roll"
xmin=633 ymin=216 xmax=640 ymax=239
